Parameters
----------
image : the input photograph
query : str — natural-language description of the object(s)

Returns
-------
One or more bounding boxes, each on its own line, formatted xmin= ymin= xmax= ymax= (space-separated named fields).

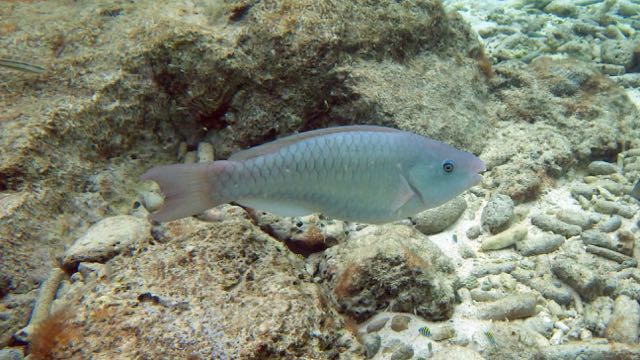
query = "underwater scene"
xmin=1 ymin=0 xmax=640 ymax=359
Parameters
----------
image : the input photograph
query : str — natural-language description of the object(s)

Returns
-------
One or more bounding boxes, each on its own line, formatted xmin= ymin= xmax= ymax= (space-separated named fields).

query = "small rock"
xmin=601 ymin=39 xmax=639 ymax=70
xmin=597 ymin=215 xmax=622 ymax=232
xmin=530 ymin=214 xmax=582 ymax=237
xmin=362 ymin=333 xmax=381 ymax=359
xmin=544 ymin=0 xmax=578 ymax=17
xmin=413 ymin=196 xmax=467 ymax=235
xmin=481 ymin=225 xmax=527 ymax=251
xmin=458 ymin=243 xmax=476 ymax=258
xmin=366 ymin=316 xmax=389 ymax=333
xmin=556 ymin=209 xmax=598 ymax=229
xmin=197 ymin=142 xmax=214 ymax=162
xmin=0 ymin=348 xmax=24 ymax=360
xmin=471 ymin=261 xmax=517 ymax=277
xmin=570 ymin=183 xmax=595 ymax=199
xmin=516 ymin=232 xmax=565 ymax=256
xmin=466 ymin=225 xmax=482 ymax=239
xmin=552 ymin=257 xmax=602 ymax=300
xmin=581 ymin=230 xmax=617 ymax=250
xmin=617 ymin=230 xmax=635 ymax=255
xmin=586 ymin=245 xmax=636 ymax=265
xmin=386 ymin=339 xmax=414 ymax=360
xmin=481 ymin=194 xmax=515 ymax=234
xmin=478 ymin=293 xmax=539 ymax=320
xmin=588 ymin=161 xmax=618 ymax=175
xmin=140 ymin=191 xmax=164 ymax=212
xmin=390 ymin=315 xmax=411 ymax=332
xmin=430 ymin=346 xmax=484 ymax=360
xmin=430 ymin=323 xmax=456 ymax=341
xmin=525 ymin=314 xmax=555 ymax=337
xmin=63 ymin=215 xmax=151 ymax=269
xmin=605 ymin=295 xmax=640 ymax=344
xmin=511 ymin=267 xmax=573 ymax=305
xmin=593 ymin=199 xmax=635 ymax=218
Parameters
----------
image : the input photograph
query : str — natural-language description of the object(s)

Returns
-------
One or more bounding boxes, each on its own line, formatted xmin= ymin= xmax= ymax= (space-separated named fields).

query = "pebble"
xmin=617 ymin=230 xmax=634 ymax=255
xmin=366 ymin=316 xmax=389 ymax=333
xmin=581 ymin=229 xmax=617 ymax=250
xmin=362 ymin=333 xmax=381 ymax=359
xmin=430 ymin=346 xmax=485 ymax=360
xmin=587 ymin=161 xmax=618 ymax=175
xmin=481 ymin=225 xmax=527 ymax=251
xmin=197 ymin=141 xmax=214 ymax=162
xmin=511 ymin=267 xmax=573 ymax=305
xmin=597 ymin=215 xmax=622 ymax=232
xmin=471 ymin=261 xmax=517 ymax=277
xmin=530 ymin=214 xmax=582 ymax=237
xmin=387 ymin=340 xmax=414 ymax=360
xmin=570 ymin=183 xmax=595 ymax=199
xmin=593 ymin=199 xmax=635 ymax=218
xmin=544 ymin=0 xmax=579 ymax=17
xmin=516 ymin=232 xmax=565 ymax=256
xmin=140 ymin=190 xmax=164 ymax=212
xmin=390 ymin=315 xmax=411 ymax=332
xmin=478 ymin=293 xmax=538 ymax=320
xmin=62 ymin=215 xmax=151 ymax=269
xmin=605 ymin=295 xmax=640 ymax=344
xmin=413 ymin=196 xmax=467 ymax=235
xmin=556 ymin=209 xmax=598 ymax=229
xmin=552 ymin=258 xmax=602 ymax=300
xmin=481 ymin=194 xmax=514 ymax=234
xmin=586 ymin=245 xmax=637 ymax=265
xmin=430 ymin=324 xmax=456 ymax=341
xmin=466 ymin=225 xmax=482 ymax=239
xmin=596 ymin=179 xmax=625 ymax=196
xmin=524 ymin=314 xmax=554 ymax=337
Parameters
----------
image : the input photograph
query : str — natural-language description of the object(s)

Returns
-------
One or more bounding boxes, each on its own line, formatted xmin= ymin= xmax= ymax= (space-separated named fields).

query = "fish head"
xmin=407 ymin=140 xmax=486 ymax=208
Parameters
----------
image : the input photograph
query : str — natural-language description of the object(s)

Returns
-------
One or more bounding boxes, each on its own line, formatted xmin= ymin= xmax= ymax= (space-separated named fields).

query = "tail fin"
xmin=140 ymin=161 xmax=230 ymax=222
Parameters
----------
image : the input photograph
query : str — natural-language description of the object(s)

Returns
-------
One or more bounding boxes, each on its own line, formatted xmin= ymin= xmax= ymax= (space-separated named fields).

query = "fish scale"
xmin=141 ymin=125 xmax=485 ymax=223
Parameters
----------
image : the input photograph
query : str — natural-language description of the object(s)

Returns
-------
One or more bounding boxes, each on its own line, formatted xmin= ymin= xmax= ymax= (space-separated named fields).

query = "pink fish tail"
xmin=140 ymin=161 xmax=232 ymax=222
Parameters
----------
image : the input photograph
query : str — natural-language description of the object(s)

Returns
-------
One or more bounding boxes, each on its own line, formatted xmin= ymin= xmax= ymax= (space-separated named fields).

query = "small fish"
xmin=485 ymin=330 xmax=496 ymax=346
xmin=418 ymin=326 xmax=431 ymax=337
xmin=631 ymin=178 xmax=640 ymax=201
xmin=0 ymin=58 xmax=46 ymax=73
xmin=142 ymin=125 xmax=485 ymax=223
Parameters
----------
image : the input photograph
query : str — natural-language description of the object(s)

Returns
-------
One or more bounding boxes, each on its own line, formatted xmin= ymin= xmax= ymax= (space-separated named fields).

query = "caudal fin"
xmin=141 ymin=162 xmax=229 ymax=222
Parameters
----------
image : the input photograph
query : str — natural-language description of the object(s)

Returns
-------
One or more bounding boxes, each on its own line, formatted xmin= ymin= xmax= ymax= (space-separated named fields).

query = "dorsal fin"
xmin=229 ymin=125 xmax=401 ymax=161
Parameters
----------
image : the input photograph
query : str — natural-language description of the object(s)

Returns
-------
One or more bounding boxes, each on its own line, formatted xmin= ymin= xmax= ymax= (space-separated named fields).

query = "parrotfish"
xmin=142 ymin=125 xmax=485 ymax=223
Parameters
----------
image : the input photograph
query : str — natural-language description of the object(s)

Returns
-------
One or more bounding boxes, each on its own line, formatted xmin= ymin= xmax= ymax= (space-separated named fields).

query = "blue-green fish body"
xmin=142 ymin=126 xmax=485 ymax=223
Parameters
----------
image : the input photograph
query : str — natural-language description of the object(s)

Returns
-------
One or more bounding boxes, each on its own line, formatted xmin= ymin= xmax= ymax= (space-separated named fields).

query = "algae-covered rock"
xmin=320 ymin=224 xmax=457 ymax=322
xmin=53 ymin=217 xmax=350 ymax=359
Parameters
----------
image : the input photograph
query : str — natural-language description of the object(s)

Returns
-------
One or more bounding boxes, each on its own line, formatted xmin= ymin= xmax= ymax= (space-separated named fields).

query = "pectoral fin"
xmin=391 ymin=175 xmax=418 ymax=213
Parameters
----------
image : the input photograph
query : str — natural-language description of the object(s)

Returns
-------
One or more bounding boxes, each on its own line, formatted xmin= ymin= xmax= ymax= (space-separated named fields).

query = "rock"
xmin=551 ymin=257 xmax=602 ymax=300
xmin=390 ymin=315 xmax=411 ymax=332
xmin=430 ymin=323 xmax=456 ymax=341
xmin=413 ymin=196 xmax=467 ymax=235
xmin=516 ymin=232 xmax=565 ymax=256
xmin=593 ymin=199 xmax=635 ymax=218
xmin=478 ymin=293 xmax=539 ymax=320
xmin=62 ymin=215 xmax=151 ymax=269
xmin=386 ymin=340 xmax=414 ymax=360
xmin=525 ymin=314 xmax=555 ymax=337
xmin=601 ymin=39 xmax=639 ymax=70
xmin=481 ymin=225 xmax=527 ymax=251
xmin=587 ymin=161 xmax=618 ymax=175
xmin=139 ymin=191 xmax=163 ymax=212
xmin=586 ymin=245 xmax=636 ymax=265
xmin=196 ymin=141 xmax=214 ymax=163
xmin=581 ymin=229 xmax=617 ymax=250
xmin=430 ymin=346 xmax=484 ymax=360
xmin=472 ymin=261 xmax=517 ymax=277
xmin=0 ymin=348 xmax=24 ymax=360
xmin=605 ymin=295 xmax=640 ymax=344
xmin=556 ymin=209 xmax=598 ymax=229
xmin=362 ymin=333 xmax=381 ymax=359
xmin=481 ymin=194 xmax=515 ymax=234
xmin=55 ymin=218 xmax=347 ymax=359
xmin=597 ymin=215 xmax=622 ymax=232
xmin=539 ymin=343 xmax=640 ymax=359
xmin=321 ymin=225 xmax=457 ymax=321
xmin=466 ymin=225 xmax=482 ymax=239
xmin=544 ymin=0 xmax=578 ymax=17
xmin=366 ymin=316 xmax=389 ymax=333
xmin=617 ymin=230 xmax=634 ymax=255
xmin=570 ymin=183 xmax=596 ymax=199
xmin=530 ymin=214 xmax=582 ymax=237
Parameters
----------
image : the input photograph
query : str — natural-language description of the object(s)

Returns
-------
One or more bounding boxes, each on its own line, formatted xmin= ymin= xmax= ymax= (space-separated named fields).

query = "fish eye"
xmin=442 ymin=160 xmax=455 ymax=173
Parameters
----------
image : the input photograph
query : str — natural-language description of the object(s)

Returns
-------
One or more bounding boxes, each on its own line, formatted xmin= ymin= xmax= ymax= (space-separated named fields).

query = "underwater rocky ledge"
xmin=1 ymin=0 xmax=640 ymax=359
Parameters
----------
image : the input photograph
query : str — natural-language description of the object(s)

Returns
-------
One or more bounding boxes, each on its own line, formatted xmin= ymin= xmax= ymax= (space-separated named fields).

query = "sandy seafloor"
xmin=1 ymin=0 xmax=640 ymax=359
